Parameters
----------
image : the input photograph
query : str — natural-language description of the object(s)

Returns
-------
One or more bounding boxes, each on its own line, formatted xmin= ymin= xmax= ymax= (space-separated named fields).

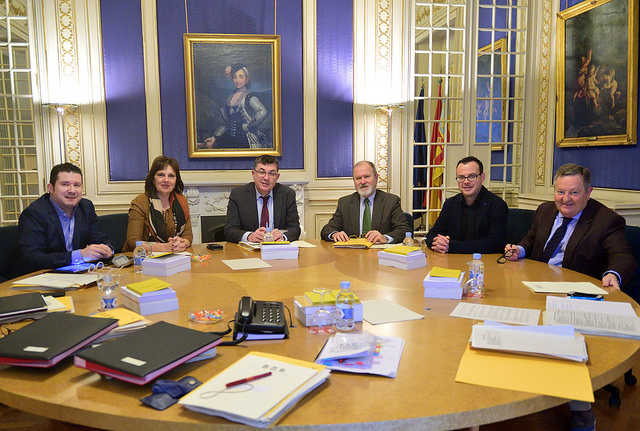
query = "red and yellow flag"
xmin=426 ymin=81 xmax=449 ymax=228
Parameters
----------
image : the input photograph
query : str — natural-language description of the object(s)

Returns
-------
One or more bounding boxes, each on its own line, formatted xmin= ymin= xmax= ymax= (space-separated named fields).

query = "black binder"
xmin=74 ymin=321 xmax=223 ymax=385
xmin=0 ymin=292 xmax=47 ymax=319
xmin=0 ymin=312 xmax=118 ymax=367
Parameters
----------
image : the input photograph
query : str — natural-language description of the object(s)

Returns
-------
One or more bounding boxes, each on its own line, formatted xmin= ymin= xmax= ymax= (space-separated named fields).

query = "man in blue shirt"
xmin=18 ymin=163 xmax=113 ymax=273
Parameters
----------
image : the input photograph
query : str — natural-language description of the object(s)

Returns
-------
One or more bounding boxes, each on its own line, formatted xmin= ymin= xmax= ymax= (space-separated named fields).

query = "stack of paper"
xmin=11 ymin=273 xmax=100 ymax=290
xmin=293 ymin=289 xmax=363 ymax=327
xmin=120 ymin=278 xmax=178 ymax=315
xmin=43 ymin=295 xmax=75 ymax=313
xmin=238 ymin=241 xmax=262 ymax=251
xmin=423 ymin=267 xmax=465 ymax=299
xmin=0 ymin=293 xmax=47 ymax=322
xmin=377 ymin=245 xmax=426 ymax=270
xmin=333 ymin=238 xmax=373 ymax=249
xmin=522 ymin=281 xmax=608 ymax=295
xmin=316 ymin=332 xmax=405 ymax=377
xmin=91 ymin=307 xmax=150 ymax=340
xmin=543 ymin=296 xmax=640 ymax=339
xmin=179 ymin=351 xmax=330 ymax=428
xmin=261 ymin=243 xmax=299 ymax=260
xmin=142 ymin=253 xmax=191 ymax=276
xmin=470 ymin=321 xmax=588 ymax=362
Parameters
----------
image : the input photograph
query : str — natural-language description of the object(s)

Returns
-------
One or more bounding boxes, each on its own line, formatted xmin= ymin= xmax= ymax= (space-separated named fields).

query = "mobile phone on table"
xmin=207 ymin=243 xmax=223 ymax=250
xmin=568 ymin=292 xmax=604 ymax=300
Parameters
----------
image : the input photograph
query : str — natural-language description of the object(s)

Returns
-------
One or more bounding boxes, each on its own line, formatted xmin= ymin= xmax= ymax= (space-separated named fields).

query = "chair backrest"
xmin=96 ymin=213 xmax=129 ymax=254
xmin=0 ymin=224 xmax=21 ymax=282
xmin=623 ymin=224 xmax=640 ymax=302
xmin=505 ymin=208 xmax=534 ymax=245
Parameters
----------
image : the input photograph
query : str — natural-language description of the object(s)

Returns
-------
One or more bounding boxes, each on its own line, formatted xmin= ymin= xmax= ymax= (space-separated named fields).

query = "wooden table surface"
xmin=0 ymin=241 xmax=638 ymax=431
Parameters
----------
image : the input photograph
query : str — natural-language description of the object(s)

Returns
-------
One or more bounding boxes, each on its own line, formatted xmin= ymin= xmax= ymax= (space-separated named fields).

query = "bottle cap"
xmin=135 ymin=241 xmax=143 ymax=246
xmin=405 ymin=232 xmax=412 ymax=238
xmin=340 ymin=281 xmax=350 ymax=289
xmin=473 ymin=253 xmax=481 ymax=259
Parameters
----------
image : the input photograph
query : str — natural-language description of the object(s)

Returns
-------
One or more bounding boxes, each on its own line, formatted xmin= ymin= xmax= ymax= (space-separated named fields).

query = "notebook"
xmin=0 ymin=313 xmax=118 ymax=367
xmin=180 ymin=351 xmax=330 ymax=428
xmin=74 ymin=321 xmax=223 ymax=385
xmin=0 ymin=293 xmax=47 ymax=319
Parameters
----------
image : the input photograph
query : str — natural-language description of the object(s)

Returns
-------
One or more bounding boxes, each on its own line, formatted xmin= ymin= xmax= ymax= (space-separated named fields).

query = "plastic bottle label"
xmin=339 ymin=306 xmax=353 ymax=320
xmin=101 ymin=296 xmax=117 ymax=310
xmin=134 ymin=256 xmax=144 ymax=266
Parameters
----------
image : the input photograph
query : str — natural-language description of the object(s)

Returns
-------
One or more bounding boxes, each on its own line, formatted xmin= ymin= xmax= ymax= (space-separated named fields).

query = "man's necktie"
xmin=260 ymin=195 xmax=269 ymax=228
xmin=542 ymin=216 xmax=572 ymax=262
xmin=362 ymin=198 xmax=372 ymax=235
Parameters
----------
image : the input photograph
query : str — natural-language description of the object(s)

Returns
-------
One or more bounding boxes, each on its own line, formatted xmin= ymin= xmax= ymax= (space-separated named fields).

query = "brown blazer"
xmin=519 ymin=199 xmax=636 ymax=283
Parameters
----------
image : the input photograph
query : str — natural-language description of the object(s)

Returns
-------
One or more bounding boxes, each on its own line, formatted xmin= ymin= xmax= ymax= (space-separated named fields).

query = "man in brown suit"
xmin=505 ymin=163 xmax=636 ymax=431
xmin=505 ymin=163 xmax=636 ymax=290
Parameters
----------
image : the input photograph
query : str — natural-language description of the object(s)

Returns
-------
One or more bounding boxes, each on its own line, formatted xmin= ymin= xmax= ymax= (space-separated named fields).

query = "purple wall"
xmin=555 ymin=0 xmax=640 ymax=190
xmin=316 ymin=0 xmax=354 ymax=177
xmin=101 ymin=0 xmax=148 ymax=181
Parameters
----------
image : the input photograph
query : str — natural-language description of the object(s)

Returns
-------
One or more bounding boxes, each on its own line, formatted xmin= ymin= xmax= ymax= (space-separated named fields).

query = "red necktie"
xmin=260 ymin=195 xmax=269 ymax=228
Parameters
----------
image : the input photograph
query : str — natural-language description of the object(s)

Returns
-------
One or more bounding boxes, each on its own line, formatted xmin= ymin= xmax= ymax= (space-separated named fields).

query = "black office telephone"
xmin=233 ymin=296 xmax=288 ymax=340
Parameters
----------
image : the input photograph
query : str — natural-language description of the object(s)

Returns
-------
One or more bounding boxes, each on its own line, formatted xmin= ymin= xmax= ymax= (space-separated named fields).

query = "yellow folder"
xmin=430 ymin=266 xmax=462 ymax=279
xmin=126 ymin=278 xmax=171 ymax=295
xmin=455 ymin=344 xmax=594 ymax=402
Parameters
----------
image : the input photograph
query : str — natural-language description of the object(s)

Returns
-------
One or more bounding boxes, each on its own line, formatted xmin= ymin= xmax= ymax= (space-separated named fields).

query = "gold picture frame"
xmin=555 ymin=0 xmax=638 ymax=147
xmin=184 ymin=33 xmax=282 ymax=158
xmin=477 ymin=37 xmax=508 ymax=151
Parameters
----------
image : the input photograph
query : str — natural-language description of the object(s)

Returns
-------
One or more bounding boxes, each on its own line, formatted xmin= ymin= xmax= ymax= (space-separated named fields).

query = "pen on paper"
xmin=225 ymin=371 xmax=272 ymax=388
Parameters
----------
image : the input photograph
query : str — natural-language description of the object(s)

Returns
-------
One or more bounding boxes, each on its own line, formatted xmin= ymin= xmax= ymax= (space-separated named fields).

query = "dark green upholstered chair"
xmin=96 ymin=213 xmax=129 ymax=254
xmin=0 ymin=224 xmax=21 ymax=282
xmin=505 ymin=208 xmax=534 ymax=244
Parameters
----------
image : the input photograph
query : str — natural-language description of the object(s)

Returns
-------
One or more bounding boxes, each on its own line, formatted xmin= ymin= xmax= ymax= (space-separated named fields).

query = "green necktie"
xmin=362 ymin=198 xmax=372 ymax=235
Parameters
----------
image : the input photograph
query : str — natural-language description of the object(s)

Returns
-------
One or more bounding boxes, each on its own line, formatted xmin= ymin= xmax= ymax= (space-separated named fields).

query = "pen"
xmin=225 ymin=371 xmax=272 ymax=388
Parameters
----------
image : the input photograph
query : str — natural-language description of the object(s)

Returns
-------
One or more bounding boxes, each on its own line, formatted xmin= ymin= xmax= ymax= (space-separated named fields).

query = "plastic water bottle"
xmin=133 ymin=241 xmax=147 ymax=274
xmin=98 ymin=272 xmax=119 ymax=311
xmin=335 ymin=281 xmax=357 ymax=332
xmin=402 ymin=232 xmax=416 ymax=246
xmin=466 ymin=253 xmax=485 ymax=297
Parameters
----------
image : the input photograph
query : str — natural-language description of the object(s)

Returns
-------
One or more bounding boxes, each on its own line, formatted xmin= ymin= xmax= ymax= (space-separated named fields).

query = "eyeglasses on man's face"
xmin=253 ymin=169 xmax=279 ymax=178
xmin=455 ymin=173 xmax=480 ymax=183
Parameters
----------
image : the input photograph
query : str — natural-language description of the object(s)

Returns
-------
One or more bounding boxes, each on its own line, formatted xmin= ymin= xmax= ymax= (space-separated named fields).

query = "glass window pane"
xmin=2 ymin=197 xmax=20 ymax=221
xmin=20 ymin=172 xmax=37 ymax=194
xmin=15 ymin=96 xmax=30 ymax=121
xmin=13 ymin=71 xmax=29 ymax=95
xmin=18 ymin=146 xmax=35 ymax=169
xmin=0 ymin=146 xmax=14 ymax=168
xmin=9 ymin=1 xmax=27 ymax=18
xmin=0 ymin=19 xmax=7 ymax=43
xmin=11 ymin=46 xmax=28 ymax=69
xmin=1 ymin=171 xmax=17 ymax=195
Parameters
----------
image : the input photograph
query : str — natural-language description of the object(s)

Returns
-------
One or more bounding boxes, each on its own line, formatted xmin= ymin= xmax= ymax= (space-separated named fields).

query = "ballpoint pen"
xmin=225 ymin=371 xmax=272 ymax=388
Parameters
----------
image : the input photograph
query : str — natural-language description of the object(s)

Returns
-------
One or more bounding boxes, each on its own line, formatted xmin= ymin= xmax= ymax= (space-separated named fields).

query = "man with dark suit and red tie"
xmin=224 ymin=155 xmax=301 ymax=243
xmin=504 ymin=163 xmax=636 ymax=431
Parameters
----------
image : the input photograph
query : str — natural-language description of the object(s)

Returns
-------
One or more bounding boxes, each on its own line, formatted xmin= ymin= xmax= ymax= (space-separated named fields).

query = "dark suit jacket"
xmin=224 ymin=182 xmax=301 ymax=243
xmin=320 ymin=190 xmax=409 ymax=244
xmin=425 ymin=186 xmax=508 ymax=253
xmin=519 ymin=199 xmax=637 ymax=283
xmin=18 ymin=194 xmax=113 ymax=272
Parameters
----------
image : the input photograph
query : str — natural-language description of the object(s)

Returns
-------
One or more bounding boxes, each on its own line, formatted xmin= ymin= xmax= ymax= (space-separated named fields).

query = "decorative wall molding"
xmin=63 ymin=105 xmax=82 ymax=166
xmin=375 ymin=0 xmax=392 ymax=73
xmin=375 ymin=110 xmax=390 ymax=187
xmin=534 ymin=0 xmax=553 ymax=185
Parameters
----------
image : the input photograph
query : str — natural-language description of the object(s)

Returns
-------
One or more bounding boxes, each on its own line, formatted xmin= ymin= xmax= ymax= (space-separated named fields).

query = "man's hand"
xmin=364 ymin=230 xmax=387 ymax=244
xmin=504 ymin=244 xmax=520 ymax=262
xmin=81 ymin=244 xmax=113 ymax=261
xmin=270 ymin=229 xmax=284 ymax=241
xmin=602 ymin=273 xmax=620 ymax=291
xmin=169 ymin=236 xmax=190 ymax=252
xmin=248 ymin=227 xmax=267 ymax=243
xmin=431 ymin=234 xmax=449 ymax=254
xmin=331 ymin=231 xmax=349 ymax=242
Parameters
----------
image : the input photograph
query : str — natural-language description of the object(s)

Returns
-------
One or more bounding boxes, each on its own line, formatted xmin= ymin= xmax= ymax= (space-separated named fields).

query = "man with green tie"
xmin=321 ymin=161 xmax=409 ymax=244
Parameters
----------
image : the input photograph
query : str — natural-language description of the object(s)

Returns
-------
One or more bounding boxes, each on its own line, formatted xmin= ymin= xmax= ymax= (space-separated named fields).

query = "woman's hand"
xmin=169 ymin=236 xmax=190 ymax=252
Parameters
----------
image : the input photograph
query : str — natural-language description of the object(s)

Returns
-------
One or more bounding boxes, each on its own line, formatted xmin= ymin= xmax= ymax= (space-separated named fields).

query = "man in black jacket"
xmin=18 ymin=163 xmax=113 ymax=272
xmin=425 ymin=156 xmax=507 ymax=254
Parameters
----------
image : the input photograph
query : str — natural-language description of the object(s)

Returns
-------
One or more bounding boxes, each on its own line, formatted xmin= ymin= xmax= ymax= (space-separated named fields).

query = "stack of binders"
xmin=260 ymin=243 xmax=299 ymax=260
xmin=377 ymin=245 xmax=426 ymax=270
xmin=120 ymin=278 xmax=178 ymax=315
xmin=142 ymin=253 xmax=191 ymax=276
xmin=423 ymin=267 xmax=465 ymax=299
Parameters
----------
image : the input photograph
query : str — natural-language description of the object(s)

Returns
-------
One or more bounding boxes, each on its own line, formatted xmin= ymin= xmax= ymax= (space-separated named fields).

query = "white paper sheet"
xmin=13 ymin=273 xmax=100 ymax=288
xmin=290 ymin=240 xmax=316 ymax=248
xmin=221 ymin=258 xmax=272 ymax=270
xmin=370 ymin=244 xmax=394 ymax=249
xmin=450 ymin=302 xmax=541 ymax=326
xmin=522 ymin=281 xmax=608 ymax=295
xmin=546 ymin=296 xmax=636 ymax=317
xmin=362 ymin=299 xmax=424 ymax=324
xmin=543 ymin=310 xmax=640 ymax=339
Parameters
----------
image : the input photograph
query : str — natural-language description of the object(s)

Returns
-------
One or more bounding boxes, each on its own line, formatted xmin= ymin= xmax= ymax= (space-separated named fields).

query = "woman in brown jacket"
xmin=123 ymin=156 xmax=193 ymax=252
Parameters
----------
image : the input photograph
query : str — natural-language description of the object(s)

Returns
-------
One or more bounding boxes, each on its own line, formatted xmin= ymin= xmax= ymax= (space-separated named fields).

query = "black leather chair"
xmin=96 ymin=213 xmax=129 ymax=253
xmin=0 ymin=224 xmax=22 ymax=282
xmin=505 ymin=208 xmax=534 ymax=244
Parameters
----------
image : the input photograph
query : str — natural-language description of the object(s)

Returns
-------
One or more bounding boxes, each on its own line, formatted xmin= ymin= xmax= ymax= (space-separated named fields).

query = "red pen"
xmin=225 ymin=371 xmax=272 ymax=388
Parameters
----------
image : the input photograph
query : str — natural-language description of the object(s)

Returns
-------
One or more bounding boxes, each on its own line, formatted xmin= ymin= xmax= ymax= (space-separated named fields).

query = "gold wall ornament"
xmin=376 ymin=0 xmax=392 ymax=72
xmin=535 ymin=0 xmax=552 ymax=185
xmin=56 ymin=0 xmax=78 ymax=77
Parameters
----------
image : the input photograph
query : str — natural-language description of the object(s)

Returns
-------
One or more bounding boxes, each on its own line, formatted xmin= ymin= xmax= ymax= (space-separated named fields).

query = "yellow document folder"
xmin=455 ymin=344 xmax=594 ymax=402
xmin=126 ymin=278 xmax=171 ymax=295
xmin=333 ymin=238 xmax=373 ymax=249
xmin=430 ymin=266 xmax=462 ymax=279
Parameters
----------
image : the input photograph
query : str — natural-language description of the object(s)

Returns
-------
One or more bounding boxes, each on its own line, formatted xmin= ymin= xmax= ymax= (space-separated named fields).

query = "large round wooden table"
xmin=0 ymin=241 xmax=638 ymax=430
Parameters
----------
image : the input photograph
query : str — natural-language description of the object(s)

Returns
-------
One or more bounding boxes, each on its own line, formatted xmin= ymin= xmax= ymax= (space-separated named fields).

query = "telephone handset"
xmin=233 ymin=296 xmax=288 ymax=339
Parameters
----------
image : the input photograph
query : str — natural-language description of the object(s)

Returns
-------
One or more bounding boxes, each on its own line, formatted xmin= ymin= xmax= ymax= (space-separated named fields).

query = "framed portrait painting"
xmin=184 ymin=34 xmax=282 ymax=158
xmin=556 ymin=0 xmax=638 ymax=147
